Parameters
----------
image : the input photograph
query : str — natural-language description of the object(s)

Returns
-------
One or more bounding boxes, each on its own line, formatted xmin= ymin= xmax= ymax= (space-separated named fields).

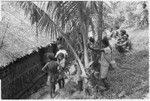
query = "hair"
xmin=120 ymin=29 xmax=126 ymax=35
xmin=89 ymin=37 xmax=95 ymax=44
xmin=143 ymin=3 xmax=147 ymax=9
xmin=57 ymin=53 xmax=65 ymax=60
xmin=102 ymin=36 xmax=109 ymax=48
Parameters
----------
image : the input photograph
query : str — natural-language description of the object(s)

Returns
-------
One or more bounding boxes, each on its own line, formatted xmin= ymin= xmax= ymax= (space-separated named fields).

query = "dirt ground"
xmin=29 ymin=28 xmax=149 ymax=99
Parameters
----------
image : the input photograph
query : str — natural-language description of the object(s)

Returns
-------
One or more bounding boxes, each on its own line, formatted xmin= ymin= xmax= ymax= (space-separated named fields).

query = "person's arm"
xmin=42 ymin=62 xmax=49 ymax=71
xmin=110 ymin=31 xmax=114 ymax=38
xmin=122 ymin=41 xmax=127 ymax=45
xmin=65 ymin=51 xmax=68 ymax=59
xmin=116 ymin=42 xmax=122 ymax=46
xmin=60 ymin=59 xmax=65 ymax=68
xmin=56 ymin=62 xmax=59 ymax=71
xmin=110 ymin=33 xmax=112 ymax=38
xmin=117 ymin=41 xmax=127 ymax=46
xmin=88 ymin=44 xmax=104 ymax=53
xmin=55 ymin=52 xmax=58 ymax=58
xmin=109 ymin=44 xmax=112 ymax=51
xmin=106 ymin=38 xmax=112 ymax=51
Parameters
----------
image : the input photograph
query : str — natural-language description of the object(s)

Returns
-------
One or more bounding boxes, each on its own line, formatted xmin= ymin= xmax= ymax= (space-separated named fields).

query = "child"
xmin=55 ymin=45 xmax=68 ymax=88
xmin=42 ymin=53 xmax=59 ymax=98
xmin=57 ymin=53 xmax=66 ymax=88
xmin=116 ymin=29 xmax=130 ymax=52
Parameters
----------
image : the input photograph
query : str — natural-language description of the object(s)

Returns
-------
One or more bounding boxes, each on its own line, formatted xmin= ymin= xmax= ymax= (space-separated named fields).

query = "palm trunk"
xmin=56 ymin=25 xmax=87 ymax=77
xmin=77 ymin=32 xmax=83 ymax=53
xmin=81 ymin=23 xmax=89 ymax=69
xmin=97 ymin=1 xmax=103 ymax=79
xmin=91 ymin=2 xmax=103 ymax=79
xmin=62 ymin=35 xmax=87 ymax=77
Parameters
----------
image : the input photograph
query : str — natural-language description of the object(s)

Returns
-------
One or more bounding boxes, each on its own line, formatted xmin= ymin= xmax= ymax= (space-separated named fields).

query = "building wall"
xmin=0 ymin=46 xmax=54 ymax=99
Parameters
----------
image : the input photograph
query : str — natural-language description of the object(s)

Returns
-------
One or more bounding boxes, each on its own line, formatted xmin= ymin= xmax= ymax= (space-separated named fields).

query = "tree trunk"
xmin=91 ymin=1 xmax=103 ymax=79
xmin=81 ymin=23 xmax=89 ymax=69
xmin=97 ymin=1 xmax=103 ymax=79
xmin=56 ymin=26 xmax=87 ymax=78
xmin=63 ymin=36 xmax=87 ymax=77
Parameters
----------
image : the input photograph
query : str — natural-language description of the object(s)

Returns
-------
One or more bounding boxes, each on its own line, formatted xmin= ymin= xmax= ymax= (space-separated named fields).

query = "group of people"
xmin=87 ymin=26 xmax=131 ymax=91
xmin=107 ymin=26 xmax=131 ymax=53
xmin=41 ymin=26 xmax=131 ymax=98
xmin=42 ymin=44 xmax=68 ymax=98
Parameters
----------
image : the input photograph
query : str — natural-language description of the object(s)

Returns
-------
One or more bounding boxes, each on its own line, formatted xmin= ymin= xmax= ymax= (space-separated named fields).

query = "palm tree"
xmin=16 ymin=1 xmax=105 ymax=88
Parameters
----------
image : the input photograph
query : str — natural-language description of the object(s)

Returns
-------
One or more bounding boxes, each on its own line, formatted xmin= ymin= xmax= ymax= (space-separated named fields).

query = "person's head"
xmin=120 ymin=29 xmax=126 ymax=36
xmin=143 ymin=3 xmax=147 ymax=9
xmin=48 ymin=53 xmax=55 ymax=61
xmin=89 ymin=37 xmax=95 ymax=44
xmin=57 ymin=53 xmax=64 ymax=60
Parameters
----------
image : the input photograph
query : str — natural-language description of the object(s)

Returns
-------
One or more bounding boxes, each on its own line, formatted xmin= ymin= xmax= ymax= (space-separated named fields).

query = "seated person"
xmin=110 ymin=26 xmax=120 ymax=39
xmin=116 ymin=30 xmax=130 ymax=50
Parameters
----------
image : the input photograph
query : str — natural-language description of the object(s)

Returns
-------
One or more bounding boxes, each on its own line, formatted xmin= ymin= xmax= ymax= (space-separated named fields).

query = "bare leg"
xmin=101 ymin=78 xmax=110 ymax=91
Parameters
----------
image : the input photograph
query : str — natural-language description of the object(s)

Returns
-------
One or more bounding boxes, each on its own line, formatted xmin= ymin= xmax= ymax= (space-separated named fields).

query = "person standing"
xmin=88 ymin=34 xmax=112 ymax=91
xmin=140 ymin=3 xmax=148 ymax=27
xmin=55 ymin=44 xmax=68 ymax=89
xmin=42 ymin=53 xmax=59 ymax=98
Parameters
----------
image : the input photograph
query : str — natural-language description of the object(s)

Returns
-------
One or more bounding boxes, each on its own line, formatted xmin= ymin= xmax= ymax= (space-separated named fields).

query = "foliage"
xmin=103 ymin=1 xmax=149 ymax=29
xmin=15 ymin=1 xmax=149 ymax=93
xmin=16 ymin=1 xmax=105 ymax=79
xmin=1 ymin=1 xmax=149 ymax=97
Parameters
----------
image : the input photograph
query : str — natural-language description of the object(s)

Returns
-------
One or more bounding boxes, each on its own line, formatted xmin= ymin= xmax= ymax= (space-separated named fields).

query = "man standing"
xmin=42 ymin=53 xmax=59 ymax=98
xmin=88 ymin=33 xmax=112 ymax=91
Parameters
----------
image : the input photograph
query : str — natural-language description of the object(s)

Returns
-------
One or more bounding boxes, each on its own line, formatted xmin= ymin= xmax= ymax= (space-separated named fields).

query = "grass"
xmin=65 ymin=27 xmax=149 ymax=99
xmin=29 ymin=27 xmax=149 ymax=99
xmin=104 ymin=27 xmax=149 ymax=99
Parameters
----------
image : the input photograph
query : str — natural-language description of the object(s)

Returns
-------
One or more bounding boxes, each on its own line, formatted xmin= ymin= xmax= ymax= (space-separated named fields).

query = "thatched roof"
xmin=0 ymin=2 xmax=56 ymax=68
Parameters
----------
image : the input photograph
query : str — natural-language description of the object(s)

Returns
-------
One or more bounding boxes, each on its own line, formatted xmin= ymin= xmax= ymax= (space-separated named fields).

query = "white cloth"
xmin=99 ymin=47 xmax=111 ymax=78
xmin=100 ymin=65 xmax=109 ymax=78
xmin=104 ymin=47 xmax=111 ymax=54
xmin=109 ymin=38 xmax=118 ymax=47
xmin=99 ymin=52 xmax=109 ymax=78
xmin=55 ymin=49 xmax=68 ymax=58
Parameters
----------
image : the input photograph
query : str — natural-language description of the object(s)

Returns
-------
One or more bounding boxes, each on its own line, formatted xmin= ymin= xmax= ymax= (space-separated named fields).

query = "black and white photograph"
xmin=0 ymin=0 xmax=149 ymax=99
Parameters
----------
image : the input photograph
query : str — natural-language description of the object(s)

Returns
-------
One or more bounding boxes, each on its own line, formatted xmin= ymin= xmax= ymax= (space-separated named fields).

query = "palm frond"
xmin=17 ymin=1 xmax=59 ymax=40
